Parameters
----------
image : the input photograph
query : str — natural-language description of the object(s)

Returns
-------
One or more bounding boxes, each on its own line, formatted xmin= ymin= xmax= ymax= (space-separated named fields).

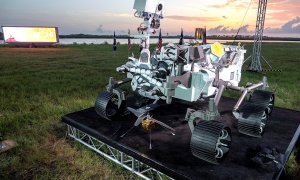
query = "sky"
xmin=1 ymin=0 xmax=299 ymax=37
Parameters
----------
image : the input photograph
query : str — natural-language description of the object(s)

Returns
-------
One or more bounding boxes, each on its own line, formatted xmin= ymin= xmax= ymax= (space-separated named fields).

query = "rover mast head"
xmin=133 ymin=0 xmax=164 ymax=65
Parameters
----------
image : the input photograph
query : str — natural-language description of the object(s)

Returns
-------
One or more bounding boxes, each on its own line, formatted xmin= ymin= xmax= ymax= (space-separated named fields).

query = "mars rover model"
xmin=94 ymin=0 xmax=274 ymax=164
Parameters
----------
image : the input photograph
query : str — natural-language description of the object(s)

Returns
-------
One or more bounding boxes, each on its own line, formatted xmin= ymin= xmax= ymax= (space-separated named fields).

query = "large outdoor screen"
xmin=2 ymin=26 xmax=59 ymax=43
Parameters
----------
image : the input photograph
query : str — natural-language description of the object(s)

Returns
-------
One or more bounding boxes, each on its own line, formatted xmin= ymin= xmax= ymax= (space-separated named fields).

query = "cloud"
xmin=292 ymin=22 xmax=300 ymax=29
xmin=103 ymin=13 xmax=131 ymax=17
xmin=266 ymin=0 xmax=300 ymax=21
xmin=207 ymin=17 xmax=300 ymax=37
xmin=209 ymin=0 xmax=247 ymax=9
xmin=265 ymin=17 xmax=300 ymax=34
xmin=208 ymin=25 xmax=252 ymax=35
xmin=96 ymin=24 xmax=104 ymax=33
xmin=165 ymin=15 xmax=220 ymax=22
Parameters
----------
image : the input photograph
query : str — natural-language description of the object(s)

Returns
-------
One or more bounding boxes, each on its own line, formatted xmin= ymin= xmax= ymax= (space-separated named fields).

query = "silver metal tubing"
xmin=116 ymin=78 xmax=131 ymax=85
xmin=227 ymin=84 xmax=244 ymax=92
xmin=214 ymin=83 xmax=226 ymax=107
xmin=67 ymin=125 xmax=173 ymax=180
xmin=234 ymin=89 xmax=248 ymax=111
xmin=233 ymin=82 xmax=264 ymax=110
xmin=247 ymin=82 xmax=264 ymax=91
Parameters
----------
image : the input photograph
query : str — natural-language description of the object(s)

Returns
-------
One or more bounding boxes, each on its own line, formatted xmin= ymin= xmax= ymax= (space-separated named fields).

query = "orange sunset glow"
xmin=1 ymin=0 xmax=299 ymax=37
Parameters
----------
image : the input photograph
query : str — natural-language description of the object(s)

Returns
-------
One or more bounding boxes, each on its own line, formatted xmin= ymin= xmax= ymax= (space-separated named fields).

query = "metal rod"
xmin=247 ymin=82 xmax=263 ymax=91
xmin=214 ymin=83 xmax=225 ymax=107
xmin=261 ymin=56 xmax=272 ymax=69
xmin=234 ymin=89 xmax=248 ymax=111
xmin=243 ymin=55 xmax=252 ymax=63
xmin=149 ymin=130 xmax=152 ymax=150
xmin=116 ymin=78 xmax=132 ymax=85
xmin=233 ymin=82 xmax=264 ymax=110
xmin=227 ymin=85 xmax=244 ymax=91
xmin=120 ymin=126 xmax=135 ymax=138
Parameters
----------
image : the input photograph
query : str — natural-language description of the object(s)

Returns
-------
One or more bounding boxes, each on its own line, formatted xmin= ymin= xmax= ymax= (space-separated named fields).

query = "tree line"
xmin=0 ymin=32 xmax=299 ymax=41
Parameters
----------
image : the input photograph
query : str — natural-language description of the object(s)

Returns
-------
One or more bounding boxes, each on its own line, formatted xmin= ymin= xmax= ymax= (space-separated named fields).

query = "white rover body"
xmin=95 ymin=0 xmax=275 ymax=164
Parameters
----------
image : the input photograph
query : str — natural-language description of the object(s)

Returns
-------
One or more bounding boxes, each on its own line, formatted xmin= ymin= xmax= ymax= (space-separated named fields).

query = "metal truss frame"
xmin=67 ymin=125 xmax=173 ymax=180
xmin=249 ymin=0 xmax=272 ymax=71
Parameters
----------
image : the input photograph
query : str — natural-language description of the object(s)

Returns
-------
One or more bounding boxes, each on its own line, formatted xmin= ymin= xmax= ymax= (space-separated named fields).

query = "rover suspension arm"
xmin=228 ymin=76 xmax=268 ymax=112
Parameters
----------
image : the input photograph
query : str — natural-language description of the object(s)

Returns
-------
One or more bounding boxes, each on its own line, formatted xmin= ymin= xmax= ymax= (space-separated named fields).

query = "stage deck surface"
xmin=62 ymin=97 xmax=300 ymax=179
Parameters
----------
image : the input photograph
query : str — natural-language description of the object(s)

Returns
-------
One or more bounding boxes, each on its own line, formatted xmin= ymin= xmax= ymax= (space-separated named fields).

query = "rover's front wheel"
xmin=190 ymin=120 xmax=232 ymax=164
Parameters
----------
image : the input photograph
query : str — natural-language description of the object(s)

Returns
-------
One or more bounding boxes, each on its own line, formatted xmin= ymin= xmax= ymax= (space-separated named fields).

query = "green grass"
xmin=0 ymin=42 xmax=299 ymax=179
xmin=0 ymin=45 xmax=136 ymax=179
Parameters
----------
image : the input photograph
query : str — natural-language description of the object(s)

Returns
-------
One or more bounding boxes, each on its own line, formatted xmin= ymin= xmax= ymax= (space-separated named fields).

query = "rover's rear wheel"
xmin=249 ymin=90 xmax=275 ymax=115
xmin=95 ymin=91 xmax=124 ymax=120
xmin=238 ymin=90 xmax=275 ymax=137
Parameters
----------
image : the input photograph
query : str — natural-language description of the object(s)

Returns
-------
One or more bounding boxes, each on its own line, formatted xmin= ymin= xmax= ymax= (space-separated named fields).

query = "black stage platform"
xmin=62 ymin=97 xmax=300 ymax=180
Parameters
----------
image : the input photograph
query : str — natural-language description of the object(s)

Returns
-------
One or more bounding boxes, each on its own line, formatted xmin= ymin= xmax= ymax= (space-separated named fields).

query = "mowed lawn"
xmin=0 ymin=42 xmax=299 ymax=179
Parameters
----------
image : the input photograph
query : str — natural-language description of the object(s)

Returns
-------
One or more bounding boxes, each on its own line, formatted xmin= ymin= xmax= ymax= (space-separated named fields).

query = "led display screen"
xmin=2 ymin=26 xmax=59 ymax=43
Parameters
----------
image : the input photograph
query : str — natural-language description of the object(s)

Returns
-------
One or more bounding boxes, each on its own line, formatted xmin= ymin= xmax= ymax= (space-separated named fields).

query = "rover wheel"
xmin=238 ymin=90 xmax=275 ymax=137
xmin=249 ymin=90 xmax=275 ymax=115
xmin=190 ymin=120 xmax=231 ymax=164
xmin=95 ymin=91 xmax=124 ymax=120
xmin=266 ymin=94 xmax=275 ymax=115
xmin=238 ymin=103 xmax=271 ymax=137
xmin=259 ymin=109 xmax=268 ymax=134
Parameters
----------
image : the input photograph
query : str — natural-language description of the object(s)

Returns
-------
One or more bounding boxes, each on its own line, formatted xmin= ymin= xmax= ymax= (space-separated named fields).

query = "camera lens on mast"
xmin=157 ymin=4 xmax=163 ymax=11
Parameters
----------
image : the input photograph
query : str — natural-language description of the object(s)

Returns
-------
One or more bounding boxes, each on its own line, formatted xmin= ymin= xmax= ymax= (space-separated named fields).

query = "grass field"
xmin=0 ymin=42 xmax=299 ymax=179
